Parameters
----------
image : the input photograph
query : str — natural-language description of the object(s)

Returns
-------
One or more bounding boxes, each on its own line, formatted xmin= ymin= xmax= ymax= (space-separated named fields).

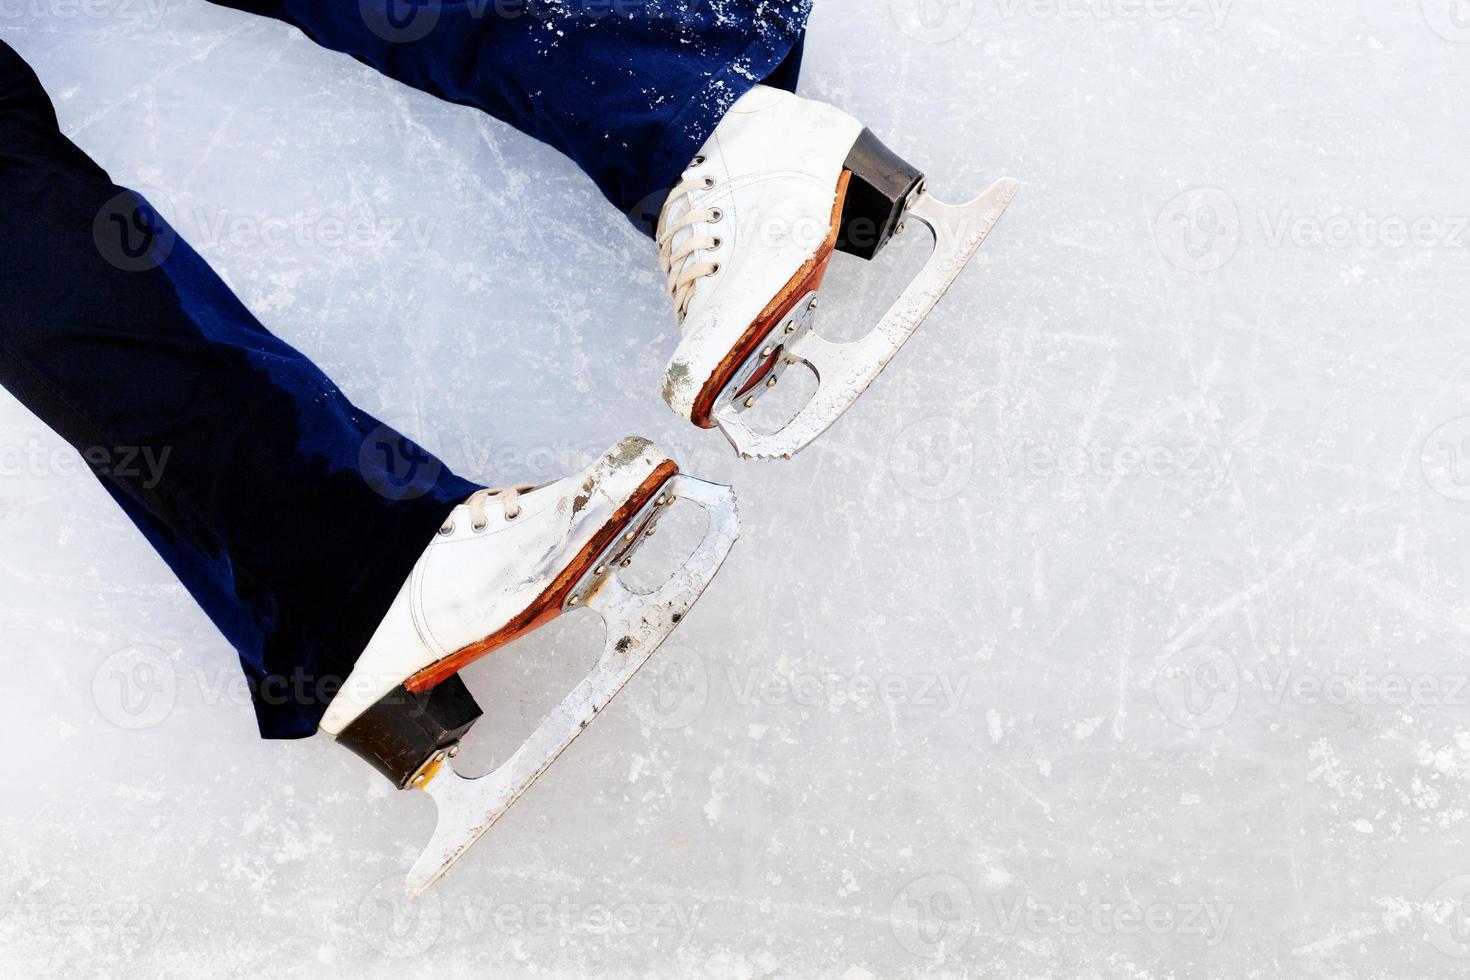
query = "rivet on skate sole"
xmin=713 ymin=282 xmax=823 ymax=420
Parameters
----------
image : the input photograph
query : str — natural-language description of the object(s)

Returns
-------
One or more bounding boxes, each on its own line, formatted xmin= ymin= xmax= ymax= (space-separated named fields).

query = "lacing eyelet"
xmin=691 ymin=155 xmax=706 ymax=166
xmin=471 ymin=520 xmax=487 ymax=532
xmin=710 ymin=237 xmax=723 ymax=250
xmin=711 ymin=262 xmax=721 ymax=275
xmin=505 ymin=508 xmax=522 ymax=522
xmin=438 ymin=521 xmax=455 ymax=536
xmin=708 ymin=207 xmax=724 ymax=223
xmin=703 ymin=176 xmax=715 ymax=190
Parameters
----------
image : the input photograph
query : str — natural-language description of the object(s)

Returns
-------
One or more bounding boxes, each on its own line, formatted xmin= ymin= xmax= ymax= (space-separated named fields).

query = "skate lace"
xmin=656 ymin=157 xmax=724 ymax=321
xmin=443 ymin=484 xmax=537 ymax=534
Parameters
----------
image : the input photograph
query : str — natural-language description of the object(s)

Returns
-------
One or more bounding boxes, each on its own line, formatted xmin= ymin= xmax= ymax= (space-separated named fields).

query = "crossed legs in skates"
xmin=4 ymin=1 xmax=1018 ymax=894
xmin=0 ymin=39 xmax=737 ymax=895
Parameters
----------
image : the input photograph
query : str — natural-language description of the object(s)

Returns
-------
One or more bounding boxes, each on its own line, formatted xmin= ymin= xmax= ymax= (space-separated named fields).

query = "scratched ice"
xmin=3 ymin=1 xmax=1470 ymax=977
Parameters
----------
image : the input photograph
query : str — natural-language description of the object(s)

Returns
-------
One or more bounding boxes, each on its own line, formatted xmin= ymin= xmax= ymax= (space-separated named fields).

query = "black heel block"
xmin=337 ymin=673 xmax=483 ymax=789
xmin=836 ymin=127 xmax=926 ymax=261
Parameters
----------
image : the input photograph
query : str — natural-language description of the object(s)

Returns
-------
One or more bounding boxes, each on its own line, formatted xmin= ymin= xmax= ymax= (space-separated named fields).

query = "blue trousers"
xmin=0 ymin=3 xmax=809 ymax=738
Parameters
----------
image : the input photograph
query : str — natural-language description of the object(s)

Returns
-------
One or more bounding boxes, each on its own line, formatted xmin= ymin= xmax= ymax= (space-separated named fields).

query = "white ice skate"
xmin=657 ymin=85 xmax=1019 ymax=459
xmin=320 ymin=436 xmax=739 ymax=895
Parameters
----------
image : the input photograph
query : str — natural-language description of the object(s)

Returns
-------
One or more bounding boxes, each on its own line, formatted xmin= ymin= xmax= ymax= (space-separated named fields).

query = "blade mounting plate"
xmin=713 ymin=176 xmax=1020 ymax=460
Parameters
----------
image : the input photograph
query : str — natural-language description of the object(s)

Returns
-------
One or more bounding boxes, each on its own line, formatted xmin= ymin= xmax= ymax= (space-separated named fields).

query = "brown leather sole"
xmin=404 ymin=458 xmax=680 ymax=693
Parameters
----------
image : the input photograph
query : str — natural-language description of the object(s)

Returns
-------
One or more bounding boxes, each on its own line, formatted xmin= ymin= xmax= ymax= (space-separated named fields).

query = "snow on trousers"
xmin=0 ymin=3 xmax=809 ymax=737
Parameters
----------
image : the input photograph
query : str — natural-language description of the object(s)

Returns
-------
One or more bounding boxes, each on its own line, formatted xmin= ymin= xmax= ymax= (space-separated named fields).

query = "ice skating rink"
xmin=3 ymin=1 xmax=1469 ymax=976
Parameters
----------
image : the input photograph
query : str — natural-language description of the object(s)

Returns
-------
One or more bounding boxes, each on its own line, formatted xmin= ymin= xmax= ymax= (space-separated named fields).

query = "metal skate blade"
xmin=403 ymin=475 xmax=739 ymax=896
xmin=713 ymin=176 xmax=1020 ymax=460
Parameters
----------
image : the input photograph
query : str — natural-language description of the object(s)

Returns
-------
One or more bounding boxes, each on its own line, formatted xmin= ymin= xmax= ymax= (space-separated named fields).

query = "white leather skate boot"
xmin=657 ymin=84 xmax=1019 ymax=459
xmin=321 ymin=436 xmax=739 ymax=895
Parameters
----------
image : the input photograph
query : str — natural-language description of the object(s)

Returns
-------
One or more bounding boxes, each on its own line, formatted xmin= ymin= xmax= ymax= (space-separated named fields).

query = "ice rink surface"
xmin=3 ymin=1 xmax=1470 ymax=976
